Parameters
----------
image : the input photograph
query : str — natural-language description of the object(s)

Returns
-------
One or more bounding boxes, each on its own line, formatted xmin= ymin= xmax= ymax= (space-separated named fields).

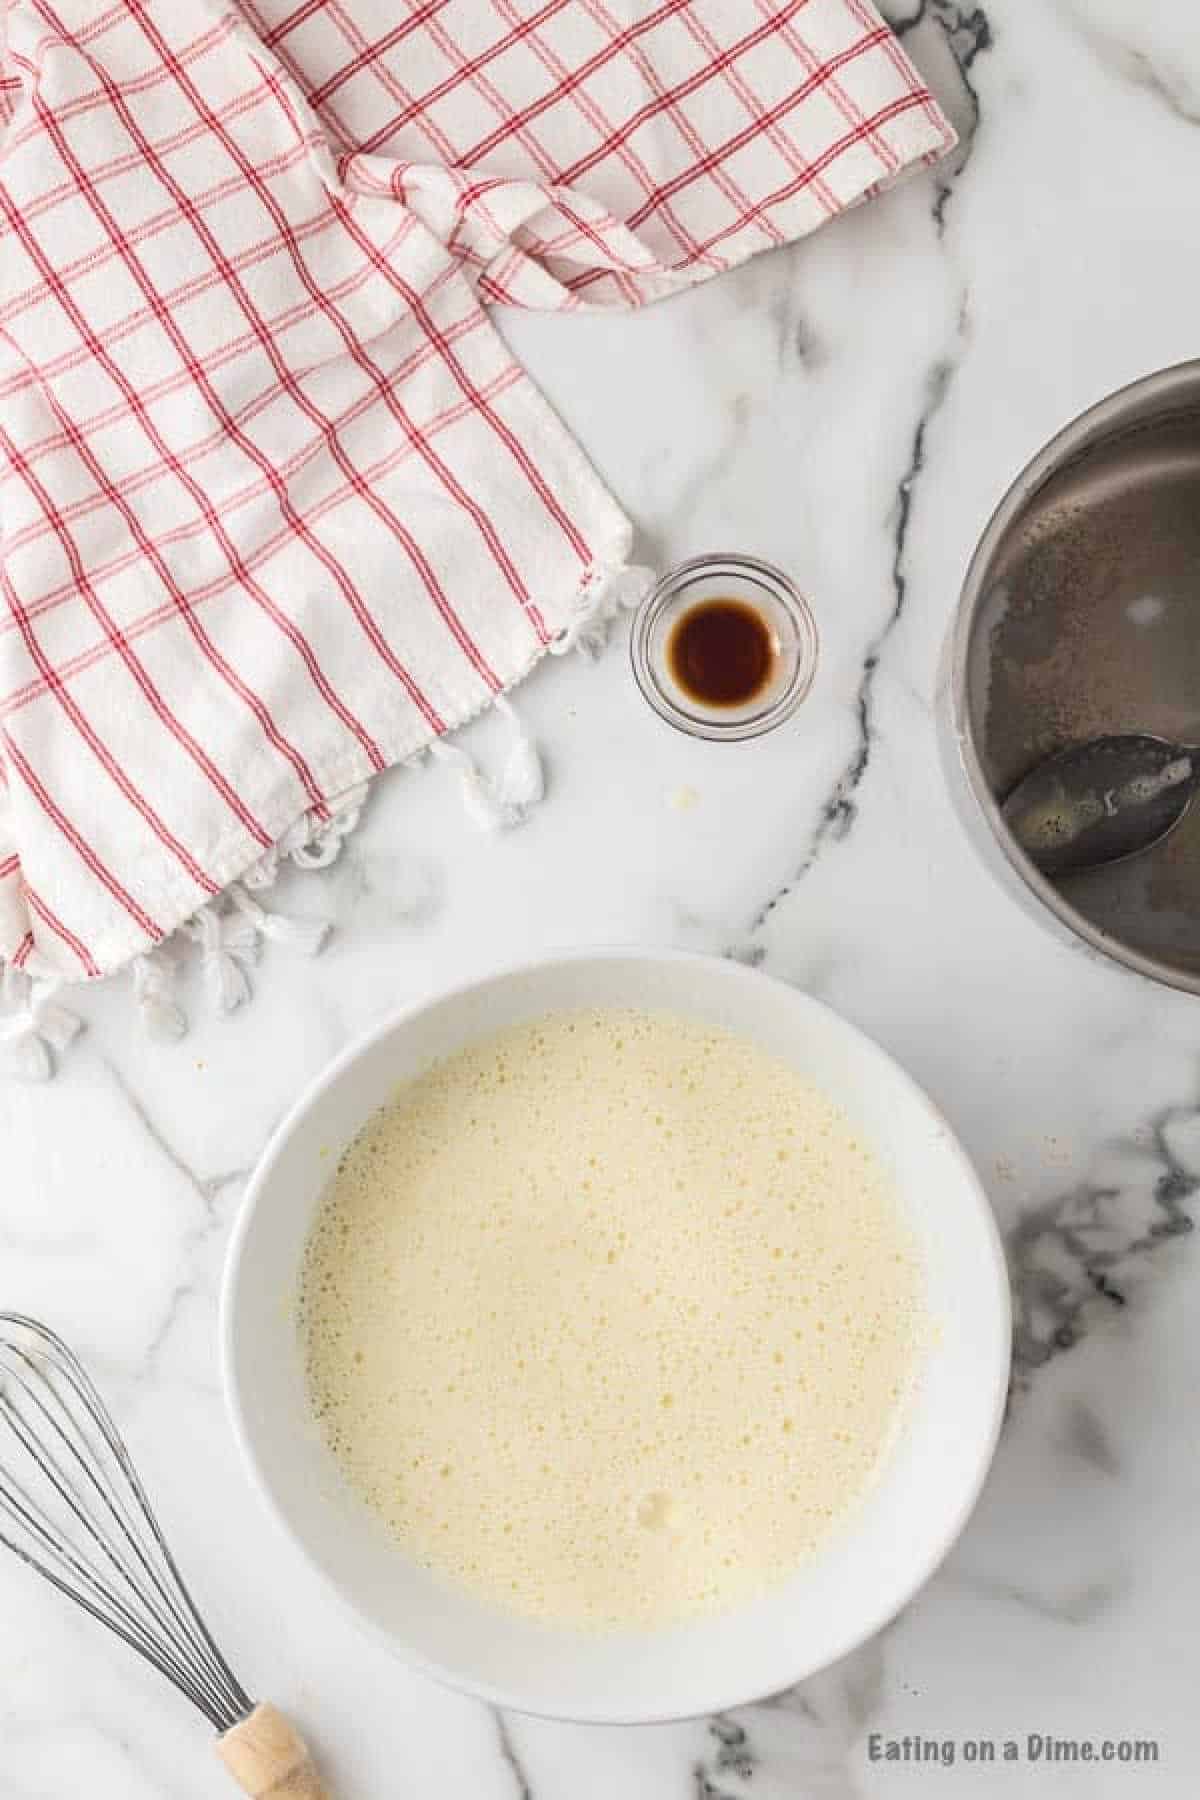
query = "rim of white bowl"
xmin=220 ymin=947 xmax=1012 ymax=1723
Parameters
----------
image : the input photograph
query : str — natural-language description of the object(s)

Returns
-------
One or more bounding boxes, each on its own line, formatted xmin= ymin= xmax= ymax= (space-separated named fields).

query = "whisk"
xmin=0 ymin=1314 xmax=329 ymax=1797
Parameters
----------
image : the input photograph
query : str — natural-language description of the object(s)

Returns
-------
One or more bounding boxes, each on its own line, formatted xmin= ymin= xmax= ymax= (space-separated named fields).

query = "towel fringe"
xmin=229 ymin=882 xmax=332 ymax=957
xmin=0 ymin=560 xmax=650 ymax=1074
xmin=0 ymin=965 xmax=83 ymax=1081
xmin=131 ymin=946 xmax=187 ymax=1042
xmin=430 ymin=692 xmax=545 ymax=832
xmin=164 ymin=785 xmax=357 ymax=1023
xmin=240 ymin=780 xmax=369 ymax=889
xmin=181 ymin=897 xmax=260 ymax=1014
xmin=553 ymin=563 xmax=654 ymax=659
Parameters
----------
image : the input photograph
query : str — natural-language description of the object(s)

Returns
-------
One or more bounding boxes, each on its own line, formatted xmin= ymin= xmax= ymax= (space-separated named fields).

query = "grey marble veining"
xmin=493 ymin=1710 xmax=533 ymax=1800
xmin=890 ymin=1 xmax=994 ymax=232
xmin=1007 ymin=1080 xmax=1199 ymax=1377
xmin=747 ymin=330 xmax=964 ymax=932
xmin=1054 ymin=0 xmax=1200 ymax=125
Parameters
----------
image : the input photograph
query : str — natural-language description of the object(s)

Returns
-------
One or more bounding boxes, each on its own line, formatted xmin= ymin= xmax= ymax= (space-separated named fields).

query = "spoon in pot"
xmin=1002 ymin=733 xmax=1200 ymax=878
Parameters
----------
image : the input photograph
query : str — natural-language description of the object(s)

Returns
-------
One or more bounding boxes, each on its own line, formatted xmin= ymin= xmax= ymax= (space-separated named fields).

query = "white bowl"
xmin=221 ymin=950 xmax=1010 ymax=1722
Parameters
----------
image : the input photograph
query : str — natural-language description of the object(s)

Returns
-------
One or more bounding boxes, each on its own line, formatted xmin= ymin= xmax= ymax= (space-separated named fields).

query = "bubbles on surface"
xmin=299 ymin=1007 xmax=926 ymax=1631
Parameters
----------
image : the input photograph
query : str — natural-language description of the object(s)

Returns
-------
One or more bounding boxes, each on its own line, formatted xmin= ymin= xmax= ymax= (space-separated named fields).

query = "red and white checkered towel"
xmin=0 ymin=0 xmax=951 ymax=1011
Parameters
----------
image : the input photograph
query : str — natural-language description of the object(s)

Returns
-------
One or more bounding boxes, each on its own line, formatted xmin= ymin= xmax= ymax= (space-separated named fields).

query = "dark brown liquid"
xmin=667 ymin=598 xmax=776 ymax=707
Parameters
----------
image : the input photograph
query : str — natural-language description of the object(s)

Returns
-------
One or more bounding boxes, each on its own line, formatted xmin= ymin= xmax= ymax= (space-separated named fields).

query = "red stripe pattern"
xmin=0 ymin=0 xmax=951 ymax=979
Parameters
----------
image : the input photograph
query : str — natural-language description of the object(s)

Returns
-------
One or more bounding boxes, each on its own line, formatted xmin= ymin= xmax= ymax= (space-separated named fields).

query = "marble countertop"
xmin=4 ymin=2 xmax=1200 ymax=1794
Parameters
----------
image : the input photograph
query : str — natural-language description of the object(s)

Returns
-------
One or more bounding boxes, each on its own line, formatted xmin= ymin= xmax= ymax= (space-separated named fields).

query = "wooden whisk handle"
xmin=218 ymin=1703 xmax=329 ymax=1798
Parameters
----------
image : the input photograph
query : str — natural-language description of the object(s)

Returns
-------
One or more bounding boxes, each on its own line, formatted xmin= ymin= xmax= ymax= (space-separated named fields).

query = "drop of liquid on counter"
xmin=667 ymin=599 xmax=777 ymax=707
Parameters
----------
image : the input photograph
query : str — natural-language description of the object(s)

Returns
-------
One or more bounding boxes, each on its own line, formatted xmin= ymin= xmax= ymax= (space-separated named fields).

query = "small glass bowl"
xmin=631 ymin=553 xmax=818 ymax=741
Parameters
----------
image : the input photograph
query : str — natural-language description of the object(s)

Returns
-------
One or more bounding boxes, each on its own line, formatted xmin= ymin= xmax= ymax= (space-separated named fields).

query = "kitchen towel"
xmin=0 ymin=0 xmax=952 ymax=1050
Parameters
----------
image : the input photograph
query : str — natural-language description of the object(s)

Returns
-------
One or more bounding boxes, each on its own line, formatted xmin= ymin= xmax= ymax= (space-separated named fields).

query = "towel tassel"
xmin=131 ymin=946 xmax=187 ymax=1042
xmin=6 ymin=566 xmax=646 ymax=1069
xmin=430 ymin=693 xmax=545 ymax=831
xmin=552 ymin=564 xmax=654 ymax=659
xmin=0 ymin=965 xmax=82 ymax=1080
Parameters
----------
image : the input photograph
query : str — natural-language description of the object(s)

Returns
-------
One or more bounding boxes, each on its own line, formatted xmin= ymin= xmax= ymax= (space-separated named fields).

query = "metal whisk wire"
xmin=0 ymin=1313 xmax=251 ymax=1732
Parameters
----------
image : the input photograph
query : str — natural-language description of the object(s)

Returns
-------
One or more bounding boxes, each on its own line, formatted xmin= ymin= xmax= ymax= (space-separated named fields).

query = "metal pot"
xmin=938 ymin=362 xmax=1200 ymax=996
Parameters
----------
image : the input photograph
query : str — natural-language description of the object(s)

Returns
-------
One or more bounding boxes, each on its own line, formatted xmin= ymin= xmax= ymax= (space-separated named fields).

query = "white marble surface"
xmin=4 ymin=1 xmax=1200 ymax=1793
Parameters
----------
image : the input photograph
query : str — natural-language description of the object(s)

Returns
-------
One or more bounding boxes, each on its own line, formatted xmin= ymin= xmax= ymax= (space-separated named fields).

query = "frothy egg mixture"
xmin=299 ymin=1009 xmax=926 ymax=1630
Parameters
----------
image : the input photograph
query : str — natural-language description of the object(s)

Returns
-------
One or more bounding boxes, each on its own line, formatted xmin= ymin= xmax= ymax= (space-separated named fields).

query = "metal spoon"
xmin=1001 ymin=733 xmax=1200 ymax=878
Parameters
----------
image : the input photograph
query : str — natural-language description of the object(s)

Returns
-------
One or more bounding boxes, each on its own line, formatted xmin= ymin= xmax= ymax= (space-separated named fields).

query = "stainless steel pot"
xmin=938 ymin=361 xmax=1200 ymax=996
